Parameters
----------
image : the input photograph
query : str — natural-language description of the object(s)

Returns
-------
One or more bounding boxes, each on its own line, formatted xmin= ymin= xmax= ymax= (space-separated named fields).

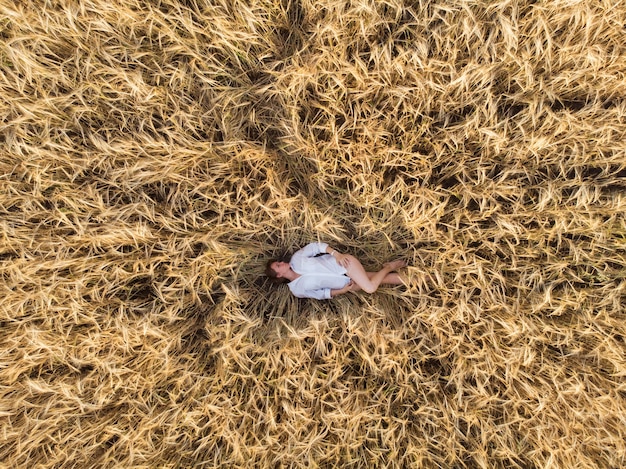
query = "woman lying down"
xmin=265 ymin=242 xmax=406 ymax=299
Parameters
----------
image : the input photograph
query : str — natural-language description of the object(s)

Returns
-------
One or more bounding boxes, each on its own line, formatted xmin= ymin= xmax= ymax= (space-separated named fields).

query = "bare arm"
xmin=324 ymin=245 xmax=337 ymax=255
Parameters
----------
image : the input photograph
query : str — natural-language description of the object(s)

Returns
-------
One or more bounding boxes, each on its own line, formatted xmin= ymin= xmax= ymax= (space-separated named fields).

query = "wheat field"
xmin=1 ymin=0 xmax=625 ymax=467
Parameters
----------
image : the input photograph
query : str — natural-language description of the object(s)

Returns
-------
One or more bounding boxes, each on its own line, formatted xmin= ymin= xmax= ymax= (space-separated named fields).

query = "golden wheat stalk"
xmin=1 ymin=0 xmax=625 ymax=467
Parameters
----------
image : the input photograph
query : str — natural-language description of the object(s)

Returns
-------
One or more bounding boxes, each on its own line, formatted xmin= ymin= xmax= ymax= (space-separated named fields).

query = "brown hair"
xmin=265 ymin=259 xmax=288 ymax=284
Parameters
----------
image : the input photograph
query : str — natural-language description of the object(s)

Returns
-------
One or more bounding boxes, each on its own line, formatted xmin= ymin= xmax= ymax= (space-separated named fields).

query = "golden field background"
xmin=1 ymin=0 xmax=625 ymax=467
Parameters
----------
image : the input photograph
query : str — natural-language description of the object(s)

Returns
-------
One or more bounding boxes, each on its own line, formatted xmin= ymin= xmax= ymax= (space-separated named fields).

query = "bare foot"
xmin=383 ymin=259 xmax=406 ymax=271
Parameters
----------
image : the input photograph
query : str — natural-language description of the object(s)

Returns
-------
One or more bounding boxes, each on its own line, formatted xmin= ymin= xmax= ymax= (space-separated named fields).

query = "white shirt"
xmin=287 ymin=242 xmax=350 ymax=300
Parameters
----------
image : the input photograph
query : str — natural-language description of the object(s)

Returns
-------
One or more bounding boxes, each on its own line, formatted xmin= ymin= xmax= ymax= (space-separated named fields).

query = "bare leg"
xmin=378 ymin=272 xmax=404 ymax=285
xmin=344 ymin=257 xmax=406 ymax=294
xmin=349 ymin=272 xmax=404 ymax=292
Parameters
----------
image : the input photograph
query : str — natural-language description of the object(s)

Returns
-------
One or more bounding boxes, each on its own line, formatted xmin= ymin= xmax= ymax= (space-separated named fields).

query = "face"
xmin=271 ymin=261 xmax=291 ymax=278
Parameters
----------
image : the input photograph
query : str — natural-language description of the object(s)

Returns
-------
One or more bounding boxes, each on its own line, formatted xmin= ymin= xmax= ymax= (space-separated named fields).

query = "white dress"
xmin=287 ymin=242 xmax=351 ymax=300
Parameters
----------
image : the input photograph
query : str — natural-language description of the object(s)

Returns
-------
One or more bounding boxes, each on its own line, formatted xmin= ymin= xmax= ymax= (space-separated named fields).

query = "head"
xmin=265 ymin=259 xmax=291 ymax=284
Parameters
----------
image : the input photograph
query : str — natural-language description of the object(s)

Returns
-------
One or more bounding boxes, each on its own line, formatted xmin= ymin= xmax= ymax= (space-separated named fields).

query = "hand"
xmin=340 ymin=280 xmax=357 ymax=294
xmin=331 ymin=280 xmax=356 ymax=298
xmin=334 ymin=253 xmax=350 ymax=268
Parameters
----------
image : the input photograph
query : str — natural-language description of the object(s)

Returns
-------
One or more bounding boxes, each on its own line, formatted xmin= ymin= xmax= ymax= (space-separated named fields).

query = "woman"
xmin=265 ymin=242 xmax=406 ymax=299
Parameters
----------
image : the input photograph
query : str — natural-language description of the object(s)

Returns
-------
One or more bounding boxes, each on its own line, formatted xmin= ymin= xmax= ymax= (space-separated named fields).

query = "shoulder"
xmin=287 ymin=277 xmax=305 ymax=297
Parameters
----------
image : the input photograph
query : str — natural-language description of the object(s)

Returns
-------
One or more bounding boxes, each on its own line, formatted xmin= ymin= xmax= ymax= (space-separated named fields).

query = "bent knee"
xmin=361 ymin=284 xmax=377 ymax=294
